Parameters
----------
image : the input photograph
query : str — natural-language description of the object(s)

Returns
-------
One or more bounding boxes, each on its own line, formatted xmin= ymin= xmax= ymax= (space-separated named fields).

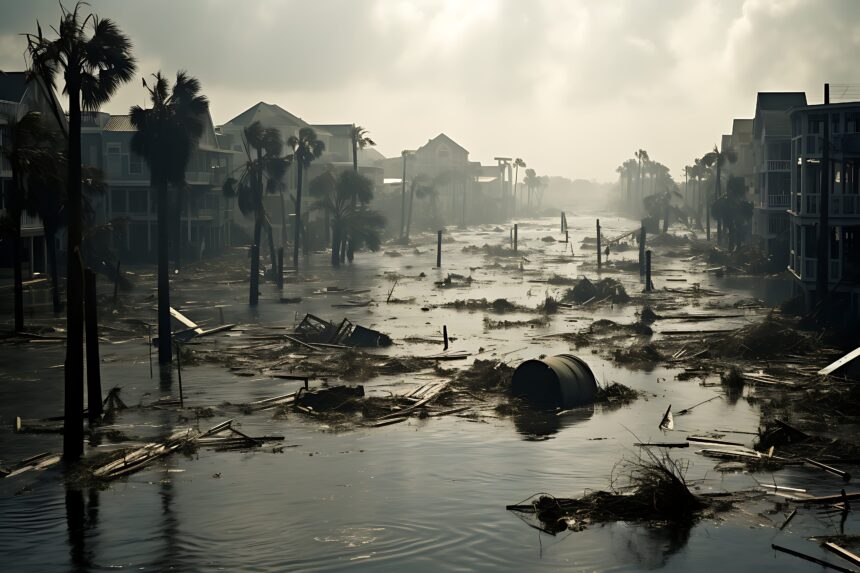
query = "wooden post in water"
xmin=176 ymin=342 xmax=184 ymax=409
xmin=436 ymin=230 xmax=443 ymax=268
xmin=276 ymin=247 xmax=284 ymax=289
xmin=513 ymin=224 xmax=518 ymax=252
xmin=84 ymin=268 xmax=103 ymax=422
xmin=565 ymin=230 xmax=569 ymax=243
xmin=596 ymin=219 xmax=602 ymax=271
xmin=645 ymin=249 xmax=654 ymax=292
xmin=113 ymin=259 xmax=121 ymax=303
xmin=639 ymin=222 xmax=646 ymax=277
xmin=443 ymin=325 xmax=449 ymax=350
xmin=561 ymin=211 xmax=565 ymax=233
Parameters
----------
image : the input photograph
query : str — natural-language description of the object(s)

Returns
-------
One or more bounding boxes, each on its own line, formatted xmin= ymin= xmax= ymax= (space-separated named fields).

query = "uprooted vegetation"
xmin=705 ymin=314 xmax=820 ymax=359
xmin=507 ymin=453 xmax=717 ymax=534
xmin=561 ymin=277 xmax=630 ymax=305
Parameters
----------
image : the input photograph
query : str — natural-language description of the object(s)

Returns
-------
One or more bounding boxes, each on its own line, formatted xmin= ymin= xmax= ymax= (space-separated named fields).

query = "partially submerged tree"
xmin=222 ymin=122 xmax=290 ymax=304
xmin=130 ymin=71 xmax=209 ymax=364
xmin=701 ymin=144 xmax=737 ymax=244
xmin=287 ymin=127 xmax=324 ymax=268
xmin=27 ymin=1 xmax=136 ymax=459
xmin=310 ymin=170 xmax=385 ymax=266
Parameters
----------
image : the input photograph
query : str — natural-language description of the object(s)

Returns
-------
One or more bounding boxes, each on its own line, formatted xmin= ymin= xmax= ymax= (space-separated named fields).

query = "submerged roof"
xmin=0 ymin=72 xmax=28 ymax=103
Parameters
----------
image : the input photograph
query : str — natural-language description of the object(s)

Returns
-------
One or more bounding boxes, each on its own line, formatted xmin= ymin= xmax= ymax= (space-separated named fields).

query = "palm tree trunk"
xmin=293 ymin=164 xmax=303 ymax=268
xmin=11 ymin=205 xmax=24 ymax=333
xmin=250 ymin=214 xmax=262 ymax=305
xmin=64 ymin=84 xmax=85 ymax=460
xmin=279 ymin=189 xmax=287 ymax=250
xmin=46 ymin=225 xmax=61 ymax=313
xmin=174 ymin=191 xmax=182 ymax=270
xmin=266 ymin=220 xmax=277 ymax=279
xmin=331 ymin=222 xmax=341 ymax=267
xmin=157 ymin=181 xmax=172 ymax=364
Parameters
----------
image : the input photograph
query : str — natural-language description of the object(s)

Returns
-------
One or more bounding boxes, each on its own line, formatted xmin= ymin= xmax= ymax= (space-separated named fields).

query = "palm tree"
xmin=711 ymin=176 xmax=753 ymax=250
xmin=287 ymin=127 xmax=324 ymax=268
xmin=701 ymin=144 xmax=737 ymax=243
xmin=523 ymin=168 xmax=538 ymax=208
xmin=26 ymin=2 xmax=135 ymax=459
xmin=310 ymin=170 xmax=385 ymax=265
xmin=512 ymin=158 xmax=526 ymax=212
xmin=635 ymin=149 xmax=649 ymax=206
xmin=130 ymin=71 xmax=208 ymax=364
xmin=350 ymin=125 xmax=375 ymax=174
xmin=404 ymin=174 xmax=436 ymax=241
xmin=223 ymin=122 xmax=289 ymax=304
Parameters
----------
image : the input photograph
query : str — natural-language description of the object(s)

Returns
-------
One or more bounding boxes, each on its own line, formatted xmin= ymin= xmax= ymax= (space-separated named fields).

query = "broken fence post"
xmin=560 ymin=211 xmax=565 ymax=233
xmin=443 ymin=325 xmax=449 ymax=350
xmin=513 ymin=224 xmax=518 ymax=252
xmin=436 ymin=230 xmax=442 ymax=268
xmin=84 ymin=268 xmax=103 ymax=422
xmin=565 ymin=230 xmax=569 ymax=243
xmin=645 ymin=249 xmax=654 ymax=292
xmin=639 ymin=222 xmax=646 ymax=277
xmin=596 ymin=219 xmax=602 ymax=271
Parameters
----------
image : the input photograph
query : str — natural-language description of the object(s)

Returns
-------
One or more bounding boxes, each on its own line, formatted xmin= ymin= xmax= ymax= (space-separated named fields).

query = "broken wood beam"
xmin=824 ymin=543 xmax=860 ymax=568
xmin=771 ymin=544 xmax=856 ymax=573
xmin=803 ymin=458 xmax=852 ymax=481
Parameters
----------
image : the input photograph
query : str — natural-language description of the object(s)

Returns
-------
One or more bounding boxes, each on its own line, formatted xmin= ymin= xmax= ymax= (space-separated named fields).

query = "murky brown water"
xmin=0 ymin=213 xmax=854 ymax=571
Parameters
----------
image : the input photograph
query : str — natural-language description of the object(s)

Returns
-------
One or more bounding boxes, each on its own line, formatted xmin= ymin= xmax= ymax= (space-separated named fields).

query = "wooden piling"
xmin=176 ymin=343 xmax=184 ymax=409
xmin=436 ymin=230 xmax=442 ymax=268
xmin=645 ymin=249 xmax=653 ymax=292
xmin=565 ymin=230 xmax=569 ymax=243
xmin=84 ymin=269 xmax=103 ymax=422
xmin=113 ymin=259 xmax=121 ymax=302
xmin=276 ymin=247 xmax=284 ymax=289
xmin=639 ymin=222 xmax=646 ymax=277
xmin=513 ymin=224 xmax=518 ymax=252
xmin=561 ymin=211 xmax=565 ymax=233
xmin=443 ymin=325 xmax=449 ymax=350
xmin=596 ymin=219 xmax=602 ymax=271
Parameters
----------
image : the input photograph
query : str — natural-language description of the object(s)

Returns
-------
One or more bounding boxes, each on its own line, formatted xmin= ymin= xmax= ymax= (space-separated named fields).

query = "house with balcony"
xmin=751 ymin=92 xmax=807 ymax=264
xmin=787 ymin=101 xmax=860 ymax=316
xmin=0 ymin=71 xmax=67 ymax=276
xmin=82 ymin=111 xmax=235 ymax=262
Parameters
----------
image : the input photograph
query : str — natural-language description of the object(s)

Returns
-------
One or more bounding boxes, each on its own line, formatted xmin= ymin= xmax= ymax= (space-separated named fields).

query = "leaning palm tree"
xmin=130 ymin=71 xmax=209 ymax=364
xmin=701 ymin=144 xmax=737 ymax=243
xmin=287 ymin=127 xmax=325 ymax=268
xmin=26 ymin=2 xmax=136 ymax=459
xmin=222 ymin=122 xmax=289 ymax=304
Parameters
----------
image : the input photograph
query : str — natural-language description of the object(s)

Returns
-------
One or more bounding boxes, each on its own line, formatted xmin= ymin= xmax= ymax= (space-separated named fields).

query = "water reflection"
xmin=512 ymin=404 xmax=594 ymax=440
xmin=154 ymin=466 xmax=183 ymax=570
xmin=65 ymin=486 xmax=99 ymax=572
xmin=159 ymin=363 xmax=174 ymax=392
xmin=609 ymin=521 xmax=693 ymax=570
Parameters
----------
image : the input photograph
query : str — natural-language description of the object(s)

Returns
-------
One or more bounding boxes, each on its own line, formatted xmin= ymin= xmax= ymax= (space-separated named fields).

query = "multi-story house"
xmin=0 ymin=71 xmax=67 ymax=276
xmin=787 ymin=100 xmax=860 ymax=317
xmin=82 ymin=110 xmax=235 ymax=262
xmin=751 ymin=92 xmax=807 ymax=264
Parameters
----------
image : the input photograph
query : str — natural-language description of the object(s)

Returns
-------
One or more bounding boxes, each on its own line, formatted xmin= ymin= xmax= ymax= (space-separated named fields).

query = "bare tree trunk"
xmin=293 ymin=164 xmax=303 ymax=268
xmin=157 ymin=181 xmax=172 ymax=364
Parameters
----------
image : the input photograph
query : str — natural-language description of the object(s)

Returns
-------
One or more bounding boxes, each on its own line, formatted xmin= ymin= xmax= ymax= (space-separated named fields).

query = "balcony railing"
xmin=767 ymin=194 xmax=790 ymax=208
xmin=794 ymin=193 xmax=860 ymax=216
xmin=791 ymin=255 xmax=844 ymax=282
xmin=765 ymin=159 xmax=791 ymax=171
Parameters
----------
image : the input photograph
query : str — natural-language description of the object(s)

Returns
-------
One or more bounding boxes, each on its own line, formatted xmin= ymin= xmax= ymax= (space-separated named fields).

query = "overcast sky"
xmin=1 ymin=0 xmax=858 ymax=182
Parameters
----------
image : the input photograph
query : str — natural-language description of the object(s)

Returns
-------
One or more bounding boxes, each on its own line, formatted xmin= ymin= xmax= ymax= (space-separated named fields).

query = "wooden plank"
xmin=804 ymin=458 xmax=852 ymax=481
xmin=819 ymin=345 xmax=860 ymax=376
xmin=170 ymin=307 xmax=202 ymax=333
xmin=771 ymin=544 xmax=856 ymax=573
xmin=824 ymin=543 xmax=860 ymax=568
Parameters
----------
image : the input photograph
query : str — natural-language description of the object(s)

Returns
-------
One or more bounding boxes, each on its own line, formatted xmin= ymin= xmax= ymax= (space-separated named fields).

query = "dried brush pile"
xmin=707 ymin=314 xmax=819 ymax=359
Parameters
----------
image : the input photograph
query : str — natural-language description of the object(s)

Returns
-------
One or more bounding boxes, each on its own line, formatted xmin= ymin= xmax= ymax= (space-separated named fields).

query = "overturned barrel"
xmin=511 ymin=354 xmax=598 ymax=409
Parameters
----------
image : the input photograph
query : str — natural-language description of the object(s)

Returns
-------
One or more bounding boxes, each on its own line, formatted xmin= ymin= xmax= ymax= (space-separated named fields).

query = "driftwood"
xmin=771 ymin=544 xmax=855 ymax=573
xmin=3 ymin=452 xmax=62 ymax=479
xmin=824 ymin=543 xmax=860 ymax=568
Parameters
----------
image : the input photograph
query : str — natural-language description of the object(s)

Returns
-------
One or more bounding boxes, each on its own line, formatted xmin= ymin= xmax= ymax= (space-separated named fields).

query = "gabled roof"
xmin=417 ymin=133 xmax=469 ymax=155
xmin=0 ymin=71 xmax=28 ymax=103
xmin=223 ymin=101 xmax=312 ymax=130
xmin=755 ymin=92 xmax=807 ymax=114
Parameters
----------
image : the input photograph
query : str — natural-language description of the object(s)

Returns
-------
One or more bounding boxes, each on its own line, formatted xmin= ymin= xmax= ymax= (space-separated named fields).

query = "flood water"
xmin=0 ymin=213 xmax=854 ymax=572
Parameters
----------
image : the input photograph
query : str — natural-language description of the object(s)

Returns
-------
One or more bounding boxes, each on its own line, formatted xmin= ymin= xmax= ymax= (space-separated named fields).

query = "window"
xmin=106 ymin=142 xmax=121 ymax=154
xmin=846 ymin=113 xmax=860 ymax=133
xmin=129 ymin=153 xmax=143 ymax=174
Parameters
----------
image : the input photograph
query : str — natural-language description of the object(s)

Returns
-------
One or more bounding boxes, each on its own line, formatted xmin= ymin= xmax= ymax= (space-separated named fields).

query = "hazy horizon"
xmin=1 ymin=0 xmax=857 ymax=183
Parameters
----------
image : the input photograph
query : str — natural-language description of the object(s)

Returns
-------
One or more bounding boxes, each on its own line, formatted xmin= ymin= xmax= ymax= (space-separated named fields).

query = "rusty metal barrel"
xmin=511 ymin=354 xmax=598 ymax=409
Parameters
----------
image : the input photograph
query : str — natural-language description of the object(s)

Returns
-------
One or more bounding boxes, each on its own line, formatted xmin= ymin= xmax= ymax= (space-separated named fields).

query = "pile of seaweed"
xmin=507 ymin=453 xmax=707 ymax=534
xmin=594 ymin=381 xmax=642 ymax=405
xmin=590 ymin=319 xmax=652 ymax=336
xmin=484 ymin=316 xmax=549 ymax=329
xmin=451 ymin=359 xmax=515 ymax=393
xmin=706 ymin=314 xmax=819 ymax=359
xmin=562 ymin=277 xmax=630 ymax=304
xmin=444 ymin=298 xmax=519 ymax=313
xmin=612 ymin=343 xmax=663 ymax=369
xmin=648 ymin=233 xmax=692 ymax=248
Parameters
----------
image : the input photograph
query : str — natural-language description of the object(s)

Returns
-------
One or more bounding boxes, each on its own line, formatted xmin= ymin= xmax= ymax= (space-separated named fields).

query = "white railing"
xmin=766 ymin=160 xmax=791 ymax=171
xmin=767 ymin=194 xmax=790 ymax=208
xmin=795 ymin=193 xmax=860 ymax=216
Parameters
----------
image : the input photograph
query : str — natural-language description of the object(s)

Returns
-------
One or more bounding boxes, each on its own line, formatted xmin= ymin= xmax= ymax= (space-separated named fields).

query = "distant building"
xmin=787 ymin=100 xmax=860 ymax=316
xmin=0 ymin=71 xmax=67 ymax=275
xmin=751 ymin=92 xmax=808 ymax=264
xmin=726 ymin=119 xmax=754 ymax=194
xmin=82 ymin=110 xmax=235 ymax=261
